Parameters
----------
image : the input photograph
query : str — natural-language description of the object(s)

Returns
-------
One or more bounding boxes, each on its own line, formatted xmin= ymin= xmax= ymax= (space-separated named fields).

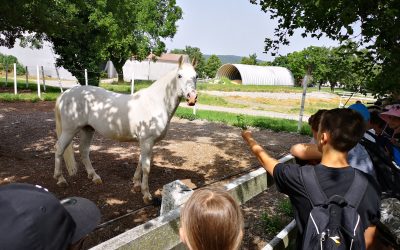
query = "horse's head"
xmin=176 ymin=56 xmax=198 ymax=106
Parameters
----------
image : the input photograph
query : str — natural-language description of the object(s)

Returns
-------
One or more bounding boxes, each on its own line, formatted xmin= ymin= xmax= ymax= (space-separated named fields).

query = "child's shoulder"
xmin=355 ymin=169 xmax=381 ymax=191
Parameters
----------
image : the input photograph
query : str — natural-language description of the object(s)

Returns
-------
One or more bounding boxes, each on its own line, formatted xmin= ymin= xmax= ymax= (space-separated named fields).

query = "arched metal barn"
xmin=215 ymin=64 xmax=295 ymax=86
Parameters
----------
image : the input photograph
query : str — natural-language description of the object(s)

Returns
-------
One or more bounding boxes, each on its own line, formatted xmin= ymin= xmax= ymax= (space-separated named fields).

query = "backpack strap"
xmin=301 ymin=166 xmax=368 ymax=208
xmin=344 ymin=170 xmax=368 ymax=209
xmin=300 ymin=165 xmax=327 ymax=206
xmin=365 ymin=130 xmax=376 ymax=139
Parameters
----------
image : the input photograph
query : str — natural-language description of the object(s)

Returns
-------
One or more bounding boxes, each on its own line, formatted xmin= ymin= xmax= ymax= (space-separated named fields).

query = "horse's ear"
xmin=178 ymin=56 xmax=184 ymax=68
xmin=191 ymin=57 xmax=198 ymax=68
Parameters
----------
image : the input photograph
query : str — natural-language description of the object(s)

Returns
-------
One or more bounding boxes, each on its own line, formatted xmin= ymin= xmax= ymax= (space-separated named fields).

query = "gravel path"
xmin=180 ymin=103 xmax=308 ymax=121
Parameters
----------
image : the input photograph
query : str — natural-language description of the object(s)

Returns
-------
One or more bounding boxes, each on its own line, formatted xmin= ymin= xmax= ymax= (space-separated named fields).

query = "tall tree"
xmin=0 ymin=53 xmax=26 ymax=75
xmin=240 ymin=53 xmax=258 ymax=65
xmin=272 ymin=45 xmax=370 ymax=90
xmin=170 ymin=46 xmax=206 ymax=77
xmin=251 ymin=0 xmax=400 ymax=97
xmin=0 ymin=0 xmax=182 ymax=85
xmin=204 ymin=54 xmax=222 ymax=78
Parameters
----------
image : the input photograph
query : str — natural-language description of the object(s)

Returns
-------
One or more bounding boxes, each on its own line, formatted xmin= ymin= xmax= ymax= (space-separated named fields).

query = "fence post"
xmin=131 ymin=71 xmax=135 ymax=95
xmin=41 ymin=66 xmax=46 ymax=92
xmin=85 ymin=69 xmax=88 ymax=86
xmin=13 ymin=63 xmax=17 ymax=95
xmin=297 ymin=66 xmax=312 ymax=132
xmin=36 ymin=65 xmax=41 ymax=98
xmin=25 ymin=66 xmax=29 ymax=88
xmin=55 ymin=65 xmax=63 ymax=93
xmin=5 ymin=62 xmax=8 ymax=87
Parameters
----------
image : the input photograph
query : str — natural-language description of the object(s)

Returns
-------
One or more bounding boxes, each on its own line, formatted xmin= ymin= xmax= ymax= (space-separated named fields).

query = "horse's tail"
xmin=55 ymin=97 xmax=77 ymax=176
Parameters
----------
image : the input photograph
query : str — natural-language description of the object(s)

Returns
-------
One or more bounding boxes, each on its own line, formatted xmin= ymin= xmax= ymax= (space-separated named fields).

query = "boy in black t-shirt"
xmin=242 ymin=108 xmax=381 ymax=249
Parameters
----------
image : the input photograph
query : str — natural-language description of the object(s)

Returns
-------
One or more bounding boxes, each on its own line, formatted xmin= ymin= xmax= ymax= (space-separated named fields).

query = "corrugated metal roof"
xmin=216 ymin=64 xmax=295 ymax=86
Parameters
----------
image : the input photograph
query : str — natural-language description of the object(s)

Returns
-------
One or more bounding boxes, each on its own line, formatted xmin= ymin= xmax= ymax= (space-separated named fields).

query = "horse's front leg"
xmin=132 ymin=154 xmax=142 ymax=192
xmin=138 ymin=139 xmax=154 ymax=204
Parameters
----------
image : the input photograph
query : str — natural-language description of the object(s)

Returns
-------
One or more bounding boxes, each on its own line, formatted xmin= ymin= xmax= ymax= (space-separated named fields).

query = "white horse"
xmin=54 ymin=57 xmax=197 ymax=203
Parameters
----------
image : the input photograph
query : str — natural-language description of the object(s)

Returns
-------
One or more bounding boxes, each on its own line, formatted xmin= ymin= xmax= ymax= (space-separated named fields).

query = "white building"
xmin=122 ymin=53 xmax=190 ymax=82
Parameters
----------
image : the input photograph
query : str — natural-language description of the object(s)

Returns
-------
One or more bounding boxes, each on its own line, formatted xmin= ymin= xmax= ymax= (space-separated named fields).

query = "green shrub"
xmin=260 ymin=212 xmax=285 ymax=235
xmin=278 ymin=198 xmax=293 ymax=217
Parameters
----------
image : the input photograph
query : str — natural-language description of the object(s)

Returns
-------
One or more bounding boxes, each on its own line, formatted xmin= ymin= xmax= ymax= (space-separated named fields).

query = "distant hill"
xmin=203 ymin=54 xmax=266 ymax=64
xmin=203 ymin=54 xmax=242 ymax=64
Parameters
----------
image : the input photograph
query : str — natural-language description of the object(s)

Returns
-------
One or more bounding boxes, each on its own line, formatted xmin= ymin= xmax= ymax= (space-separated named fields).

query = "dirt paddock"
xmin=0 ymin=101 xmax=309 ymax=249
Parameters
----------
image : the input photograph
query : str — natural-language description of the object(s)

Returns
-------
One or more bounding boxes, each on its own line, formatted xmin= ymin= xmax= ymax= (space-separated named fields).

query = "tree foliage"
xmin=170 ymin=46 xmax=207 ymax=78
xmin=251 ymin=0 xmax=400 ymax=97
xmin=204 ymin=54 xmax=222 ymax=78
xmin=0 ymin=53 xmax=26 ymax=75
xmin=0 ymin=0 xmax=182 ymax=85
xmin=272 ymin=44 xmax=375 ymax=92
xmin=240 ymin=53 xmax=258 ymax=65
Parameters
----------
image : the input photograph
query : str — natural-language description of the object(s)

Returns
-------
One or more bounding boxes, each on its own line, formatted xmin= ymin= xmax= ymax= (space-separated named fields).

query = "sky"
xmin=164 ymin=0 xmax=340 ymax=61
xmin=0 ymin=0 xmax=341 ymax=77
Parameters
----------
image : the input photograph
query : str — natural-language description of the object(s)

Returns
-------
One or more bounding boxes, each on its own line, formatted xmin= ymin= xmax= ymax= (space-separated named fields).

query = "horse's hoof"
xmin=132 ymin=184 xmax=141 ymax=193
xmin=57 ymin=179 xmax=68 ymax=187
xmin=143 ymin=195 xmax=153 ymax=205
xmin=69 ymin=169 xmax=77 ymax=176
xmin=92 ymin=177 xmax=103 ymax=185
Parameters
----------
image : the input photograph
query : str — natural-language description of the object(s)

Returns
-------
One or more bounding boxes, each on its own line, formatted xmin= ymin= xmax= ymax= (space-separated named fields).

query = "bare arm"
xmin=290 ymin=143 xmax=322 ymax=160
xmin=242 ymin=130 xmax=279 ymax=176
xmin=364 ymin=225 xmax=378 ymax=249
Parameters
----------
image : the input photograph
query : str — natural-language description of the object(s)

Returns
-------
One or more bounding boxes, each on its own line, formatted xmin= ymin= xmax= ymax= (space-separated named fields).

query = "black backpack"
xmin=300 ymin=166 xmax=368 ymax=250
xmin=359 ymin=131 xmax=400 ymax=199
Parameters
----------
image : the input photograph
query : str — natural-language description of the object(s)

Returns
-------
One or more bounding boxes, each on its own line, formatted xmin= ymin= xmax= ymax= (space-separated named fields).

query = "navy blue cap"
xmin=0 ymin=183 xmax=100 ymax=250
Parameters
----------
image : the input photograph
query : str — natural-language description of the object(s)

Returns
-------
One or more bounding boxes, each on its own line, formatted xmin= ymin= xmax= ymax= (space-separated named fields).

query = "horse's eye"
xmin=195 ymin=75 xmax=198 ymax=79
xmin=178 ymin=74 xmax=182 ymax=79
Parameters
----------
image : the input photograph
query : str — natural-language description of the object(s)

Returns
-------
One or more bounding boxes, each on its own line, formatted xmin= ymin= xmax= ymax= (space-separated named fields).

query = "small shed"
xmin=216 ymin=64 xmax=295 ymax=86
xmin=123 ymin=53 xmax=190 ymax=82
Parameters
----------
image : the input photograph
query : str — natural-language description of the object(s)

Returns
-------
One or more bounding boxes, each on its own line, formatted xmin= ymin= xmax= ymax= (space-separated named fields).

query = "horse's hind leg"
xmin=79 ymin=127 xmax=102 ymax=184
xmin=132 ymin=154 xmax=142 ymax=193
xmin=54 ymin=132 xmax=75 ymax=186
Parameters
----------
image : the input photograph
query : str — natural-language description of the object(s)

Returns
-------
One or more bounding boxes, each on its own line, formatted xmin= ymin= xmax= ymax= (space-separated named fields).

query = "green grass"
xmin=175 ymin=107 xmax=312 ymax=135
xmin=198 ymin=81 xmax=343 ymax=93
xmin=232 ymin=96 xmax=340 ymax=116
xmin=197 ymin=93 xmax=248 ymax=108
xmin=261 ymin=212 xmax=284 ymax=235
xmin=278 ymin=198 xmax=293 ymax=217
xmin=261 ymin=197 xmax=294 ymax=235
xmin=0 ymin=80 xmax=147 ymax=102
xmin=100 ymin=80 xmax=152 ymax=93
xmin=0 ymin=79 xmax=64 ymax=102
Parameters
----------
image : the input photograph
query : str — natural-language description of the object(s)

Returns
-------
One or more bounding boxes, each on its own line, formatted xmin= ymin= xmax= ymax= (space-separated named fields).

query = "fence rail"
xmin=1 ymin=64 xmax=137 ymax=97
xmin=90 ymin=154 xmax=297 ymax=250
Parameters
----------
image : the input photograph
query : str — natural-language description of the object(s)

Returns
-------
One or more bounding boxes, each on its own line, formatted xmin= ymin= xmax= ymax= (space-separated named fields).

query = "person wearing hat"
xmin=290 ymin=104 xmax=376 ymax=177
xmin=0 ymin=183 xmax=101 ymax=250
xmin=380 ymin=104 xmax=400 ymax=147
xmin=346 ymin=103 xmax=376 ymax=176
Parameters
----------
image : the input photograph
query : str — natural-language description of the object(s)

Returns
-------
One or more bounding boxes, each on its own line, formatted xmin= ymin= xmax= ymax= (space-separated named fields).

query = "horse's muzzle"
xmin=186 ymin=91 xmax=197 ymax=106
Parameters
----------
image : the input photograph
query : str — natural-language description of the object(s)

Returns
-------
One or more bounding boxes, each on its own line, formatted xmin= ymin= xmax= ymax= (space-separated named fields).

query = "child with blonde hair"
xmin=179 ymin=187 xmax=244 ymax=250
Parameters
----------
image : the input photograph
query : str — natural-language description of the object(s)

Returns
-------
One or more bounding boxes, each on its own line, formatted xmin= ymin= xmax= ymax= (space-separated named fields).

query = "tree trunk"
xmin=110 ymin=58 xmax=126 ymax=83
xmin=330 ymin=82 xmax=336 ymax=92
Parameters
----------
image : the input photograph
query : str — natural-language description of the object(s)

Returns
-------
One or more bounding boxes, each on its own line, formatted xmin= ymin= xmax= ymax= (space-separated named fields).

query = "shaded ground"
xmin=0 ymin=101 xmax=309 ymax=249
